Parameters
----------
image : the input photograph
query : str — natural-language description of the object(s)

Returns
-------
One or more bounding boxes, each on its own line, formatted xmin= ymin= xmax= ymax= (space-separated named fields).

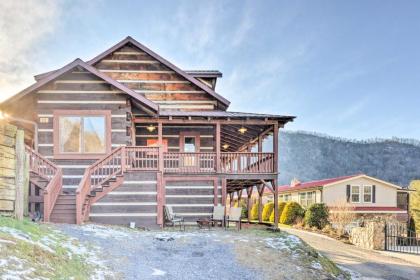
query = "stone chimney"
xmin=290 ymin=178 xmax=301 ymax=187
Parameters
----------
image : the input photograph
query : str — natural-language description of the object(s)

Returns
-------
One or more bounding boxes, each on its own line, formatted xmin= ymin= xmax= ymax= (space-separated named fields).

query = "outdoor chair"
xmin=164 ymin=205 xmax=185 ymax=231
xmin=210 ymin=205 xmax=225 ymax=227
xmin=226 ymin=207 xmax=242 ymax=231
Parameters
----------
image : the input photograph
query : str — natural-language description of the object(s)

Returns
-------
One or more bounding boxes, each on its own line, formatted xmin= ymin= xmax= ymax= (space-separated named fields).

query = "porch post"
xmin=273 ymin=123 xmax=278 ymax=173
xmin=258 ymin=135 xmax=263 ymax=153
xmin=247 ymin=187 xmax=253 ymax=222
xmin=213 ymin=179 xmax=218 ymax=206
xmin=257 ymin=184 xmax=264 ymax=223
xmin=216 ymin=121 xmax=221 ymax=173
xmin=229 ymin=192 xmax=234 ymax=208
xmin=221 ymin=178 xmax=227 ymax=207
xmin=158 ymin=122 xmax=164 ymax=172
xmin=273 ymin=180 xmax=279 ymax=227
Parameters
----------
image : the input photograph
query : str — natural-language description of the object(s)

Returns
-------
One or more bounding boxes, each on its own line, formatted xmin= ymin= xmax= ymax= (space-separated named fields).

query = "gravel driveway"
xmin=56 ymin=224 xmax=347 ymax=280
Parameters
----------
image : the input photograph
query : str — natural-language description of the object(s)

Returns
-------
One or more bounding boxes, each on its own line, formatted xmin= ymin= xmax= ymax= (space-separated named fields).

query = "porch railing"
xmin=220 ymin=152 xmax=275 ymax=173
xmin=163 ymin=152 xmax=275 ymax=174
xmin=25 ymin=146 xmax=62 ymax=222
xmin=163 ymin=152 xmax=216 ymax=173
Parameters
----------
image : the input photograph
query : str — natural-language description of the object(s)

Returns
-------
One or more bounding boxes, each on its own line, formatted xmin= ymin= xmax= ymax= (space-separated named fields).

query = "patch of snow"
xmin=311 ymin=262 xmax=322 ymax=270
xmin=151 ymin=268 xmax=167 ymax=276
xmin=79 ymin=224 xmax=131 ymax=239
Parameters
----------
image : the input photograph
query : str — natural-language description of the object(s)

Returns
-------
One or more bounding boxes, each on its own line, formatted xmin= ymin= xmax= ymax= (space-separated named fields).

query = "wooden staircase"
xmin=26 ymin=147 xmax=63 ymax=222
xmin=50 ymin=194 xmax=76 ymax=224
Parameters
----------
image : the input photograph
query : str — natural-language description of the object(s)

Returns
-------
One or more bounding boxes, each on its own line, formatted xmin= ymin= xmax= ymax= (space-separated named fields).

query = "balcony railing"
xmin=162 ymin=151 xmax=275 ymax=174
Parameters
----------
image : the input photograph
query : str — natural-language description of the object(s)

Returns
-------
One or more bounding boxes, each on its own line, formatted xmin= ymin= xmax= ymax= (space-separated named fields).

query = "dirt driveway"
xmin=281 ymin=227 xmax=420 ymax=280
xmin=56 ymin=224 xmax=348 ymax=280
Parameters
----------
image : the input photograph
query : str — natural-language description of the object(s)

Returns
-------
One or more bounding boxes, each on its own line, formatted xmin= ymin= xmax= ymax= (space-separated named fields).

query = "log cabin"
xmin=0 ymin=36 xmax=295 ymax=228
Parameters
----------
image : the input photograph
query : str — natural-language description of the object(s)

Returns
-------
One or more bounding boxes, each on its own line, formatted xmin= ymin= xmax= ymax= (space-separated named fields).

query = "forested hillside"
xmin=279 ymin=130 xmax=420 ymax=187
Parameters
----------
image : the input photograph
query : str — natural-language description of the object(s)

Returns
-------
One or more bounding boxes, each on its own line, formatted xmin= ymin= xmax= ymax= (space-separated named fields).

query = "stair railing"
xmin=25 ymin=146 xmax=62 ymax=222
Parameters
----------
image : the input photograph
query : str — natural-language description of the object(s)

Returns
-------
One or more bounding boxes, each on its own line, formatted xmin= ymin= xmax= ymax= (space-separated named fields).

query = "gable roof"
xmin=88 ymin=36 xmax=230 ymax=108
xmin=0 ymin=58 xmax=159 ymax=112
xmin=277 ymin=174 xmax=406 ymax=193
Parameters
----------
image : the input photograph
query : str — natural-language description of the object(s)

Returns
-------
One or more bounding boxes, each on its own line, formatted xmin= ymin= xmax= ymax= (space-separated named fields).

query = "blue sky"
xmin=1 ymin=0 xmax=420 ymax=139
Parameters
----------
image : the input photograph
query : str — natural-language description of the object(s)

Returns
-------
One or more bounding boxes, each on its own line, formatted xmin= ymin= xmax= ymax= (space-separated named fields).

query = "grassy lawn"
xmin=0 ymin=217 xmax=111 ymax=279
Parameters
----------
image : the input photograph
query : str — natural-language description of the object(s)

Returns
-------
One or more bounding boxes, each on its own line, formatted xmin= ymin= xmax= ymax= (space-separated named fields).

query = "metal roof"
xmin=159 ymin=110 xmax=295 ymax=121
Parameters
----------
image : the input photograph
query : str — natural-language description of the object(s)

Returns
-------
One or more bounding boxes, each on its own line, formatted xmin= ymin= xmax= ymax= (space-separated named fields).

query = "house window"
xmin=299 ymin=192 xmax=307 ymax=206
xmin=279 ymin=195 xmax=284 ymax=202
xmin=351 ymin=186 xmax=360 ymax=203
xmin=284 ymin=194 xmax=291 ymax=201
xmin=306 ymin=191 xmax=315 ymax=206
xmin=363 ymin=186 xmax=372 ymax=203
xmin=54 ymin=110 xmax=110 ymax=158
xmin=184 ymin=137 xmax=197 ymax=152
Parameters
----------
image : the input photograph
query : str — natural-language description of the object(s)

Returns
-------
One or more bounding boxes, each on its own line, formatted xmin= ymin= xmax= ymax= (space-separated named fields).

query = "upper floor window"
xmin=54 ymin=110 xmax=110 ymax=158
xmin=363 ymin=186 xmax=372 ymax=203
xmin=351 ymin=186 xmax=360 ymax=203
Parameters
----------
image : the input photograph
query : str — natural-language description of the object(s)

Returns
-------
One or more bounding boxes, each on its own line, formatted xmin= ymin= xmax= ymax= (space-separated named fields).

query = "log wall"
xmin=94 ymin=44 xmax=219 ymax=111
xmin=0 ymin=123 xmax=18 ymax=213
xmin=35 ymin=68 xmax=132 ymax=193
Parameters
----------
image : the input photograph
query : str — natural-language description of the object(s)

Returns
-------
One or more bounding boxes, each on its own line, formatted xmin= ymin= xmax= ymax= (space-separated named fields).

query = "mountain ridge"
xmin=278 ymin=130 xmax=420 ymax=187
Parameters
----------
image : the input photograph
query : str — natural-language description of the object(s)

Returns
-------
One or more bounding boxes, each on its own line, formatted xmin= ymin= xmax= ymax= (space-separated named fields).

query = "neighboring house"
xmin=0 ymin=36 xmax=294 ymax=227
xmin=265 ymin=174 xmax=409 ymax=221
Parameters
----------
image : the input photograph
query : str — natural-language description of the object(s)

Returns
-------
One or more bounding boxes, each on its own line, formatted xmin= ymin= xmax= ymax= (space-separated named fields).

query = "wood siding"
xmin=94 ymin=45 xmax=219 ymax=111
xmin=35 ymin=69 xmax=132 ymax=193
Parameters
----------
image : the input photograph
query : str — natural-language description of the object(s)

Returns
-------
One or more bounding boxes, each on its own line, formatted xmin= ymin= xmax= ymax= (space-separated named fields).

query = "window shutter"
xmin=372 ymin=185 xmax=376 ymax=203
xmin=346 ymin=185 xmax=351 ymax=202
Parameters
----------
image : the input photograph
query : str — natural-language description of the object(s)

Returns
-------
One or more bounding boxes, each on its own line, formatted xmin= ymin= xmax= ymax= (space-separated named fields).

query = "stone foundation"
xmin=349 ymin=221 xmax=385 ymax=250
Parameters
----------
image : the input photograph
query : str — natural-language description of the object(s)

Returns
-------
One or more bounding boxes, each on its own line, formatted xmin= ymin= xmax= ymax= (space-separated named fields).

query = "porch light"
xmin=222 ymin=144 xmax=229 ymax=150
xmin=238 ymin=126 xmax=247 ymax=134
xmin=146 ymin=124 xmax=156 ymax=132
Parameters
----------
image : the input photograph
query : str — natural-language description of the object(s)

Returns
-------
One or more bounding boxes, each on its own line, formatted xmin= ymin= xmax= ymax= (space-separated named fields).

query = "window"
xmin=363 ymin=186 xmax=372 ymax=203
xmin=299 ymin=191 xmax=316 ymax=207
xmin=351 ymin=186 xmax=360 ymax=203
xmin=279 ymin=195 xmax=284 ymax=202
xmin=184 ymin=137 xmax=196 ymax=152
xmin=284 ymin=194 xmax=291 ymax=201
xmin=54 ymin=111 xmax=110 ymax=158
xmin=299 ymin=192 xmax=307 ymax=206
xmin=307 ymin=191 xmax=315 ymax=206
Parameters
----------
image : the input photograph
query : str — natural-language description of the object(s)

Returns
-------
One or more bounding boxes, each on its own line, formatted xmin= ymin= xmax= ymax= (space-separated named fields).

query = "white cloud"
xmin=0 ymin=0 xmax=62 ymax=102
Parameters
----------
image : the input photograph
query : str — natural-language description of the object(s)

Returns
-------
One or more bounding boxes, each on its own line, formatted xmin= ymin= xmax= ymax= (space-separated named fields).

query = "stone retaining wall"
xmin=349 ymin=221 xmax=385 ymax=250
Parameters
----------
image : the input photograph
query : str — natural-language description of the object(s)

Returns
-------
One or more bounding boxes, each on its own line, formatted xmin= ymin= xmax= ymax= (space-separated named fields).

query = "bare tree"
xmin=328 ymin=199 xmax=356 ymax=236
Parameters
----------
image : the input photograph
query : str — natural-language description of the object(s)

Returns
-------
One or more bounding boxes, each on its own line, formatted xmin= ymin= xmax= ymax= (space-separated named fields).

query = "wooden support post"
xmin=247 ymin=187 xmax=253 ymax=222
xmin=258 ymin=135 xmax=263 ymax=153
xmin=229 ymin=192 xmax=234 ymax=208
xmin=273 ymin=180 xmax=279 ymax=227
xmin=158 ymin=122 xmax=164 ymax=172
xmin=14 ymin=130 xmax=24 ymax=220
xmin=237 ymin=189 xmax=243 ymax=206
xmin=215 ymin=122 xmax=221 ymax=173
xmin=273 ymin=123 xmax=278 ymax=173
xmin=23 ymin=153 xmax=29 ymax=216
xmin=157 ymin=172 xmax=164 ymax=227
xmin=257 ymin=184 xmax=265 ymax=223
xmin=221 ymin=178 xmax=227 ymax=207
xmin=213 ymin=179 xmax=218 ymax=206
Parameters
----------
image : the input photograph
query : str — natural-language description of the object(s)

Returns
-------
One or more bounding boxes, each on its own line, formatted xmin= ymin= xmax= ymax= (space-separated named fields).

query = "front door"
xmin=180 ymin=132 xmax=200 ymax=169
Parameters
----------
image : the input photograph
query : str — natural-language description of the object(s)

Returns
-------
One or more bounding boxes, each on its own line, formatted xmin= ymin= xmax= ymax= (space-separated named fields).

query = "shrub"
xmin=234 ymin=199 xmax=248 ymax=218
xmin=250 ymin=202 xmax=259 ymax=220
xmin=328 ymin=199 xmax=356 ymax=236
xmin=262 ymin=202 xmax=274 ymax=222
xmin=304 ymin=203 xmax=329 ymax=229
xmin=280 ymin=201 xmax=304 ymax=225
xmin=269 ymin=202 xmax=286 ymax=223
